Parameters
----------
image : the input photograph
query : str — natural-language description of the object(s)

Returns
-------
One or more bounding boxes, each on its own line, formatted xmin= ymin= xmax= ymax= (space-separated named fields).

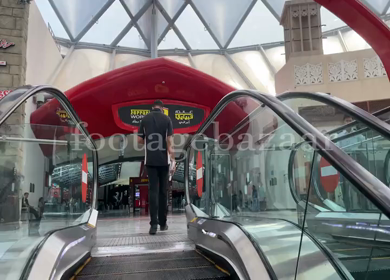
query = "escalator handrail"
xmin=288 ymin=130 xmax=387 ymax=208
xmin=319 ymin=106 xmax=390 ymax=138
xmin=278 ymin=91 xmax=390 ymax=139
xmin=213 ymin=95 xmax=390 ymax=152
xmin=0 ymin=85 xmax=99 ymax=210
xmin=184 ymin=89 xmax=390 ymax=220
xmin=385 ymin=150 xmax=390 ymax=186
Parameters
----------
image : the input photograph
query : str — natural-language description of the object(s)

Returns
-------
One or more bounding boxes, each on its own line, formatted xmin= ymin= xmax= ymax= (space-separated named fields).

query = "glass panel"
xmin=158 ymin=29 xmax=186 ymax=50
xmin=159 ymin=0 xmax=186 ymax=19
xmin=35 ymin=0 xmax=70 ymax=39
xmin=80 ymin=0 xmax=130 ymax=44
xmin=122 ymin=0 xmax=150 ymax=16
xmin=298 ymin=149 xmax=390 ymax=279
xmin=229 ymin=0 xmax=284 ymax=48
xmin=50 ymin=0 xmax=111 ymax=39
xmin=263 ymin=0 xmax=287 ymax=18
xmin=0 ymin=91 xmax=95 ymax=279
xmin=176 ymin=5 xmax=219 ymax=49
xmin=197 ymin=94 xmax=390 ymax=278
xmin=118 ymin=27 xmax=148 ymax=49
xmin=282 ymin=97 xmax=390 ymax=191
xmin=137 ymin=5 xmax=168 ymax=44
xmin=361 ymin=0 xmax=390 ymax=15
xmin=321 ymin=7 xmax=347 ymax=32
xmin=192 ymin=0 xmax=253 ymax=47
xmin=199 ymin=95 xmax=325 ymax=279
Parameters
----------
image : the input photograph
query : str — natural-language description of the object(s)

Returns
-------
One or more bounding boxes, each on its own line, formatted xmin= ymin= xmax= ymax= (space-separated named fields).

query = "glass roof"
xmin=36 ymin=0 xmax=390 ymax=51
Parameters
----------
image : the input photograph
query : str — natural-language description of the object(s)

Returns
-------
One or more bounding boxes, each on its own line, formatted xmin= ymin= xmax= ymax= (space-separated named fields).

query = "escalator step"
xmin=77 ymin=251 xmax=230 ymax=279
xmin=77 ymin=266 xmax=229 ymax=280
xmin=88 ymin=251 xmax=201 ymax=266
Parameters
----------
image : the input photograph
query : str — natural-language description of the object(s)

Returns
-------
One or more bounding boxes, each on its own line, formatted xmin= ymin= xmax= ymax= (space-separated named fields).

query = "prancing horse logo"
xmin=0 ymin=39 xmax=15 ymax=49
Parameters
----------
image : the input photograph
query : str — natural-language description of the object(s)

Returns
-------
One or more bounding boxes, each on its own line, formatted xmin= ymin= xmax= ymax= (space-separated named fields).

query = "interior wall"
xmin=114 ymin=53 xmax=149 ymax=70
xmin=26 ymin=1 xmax=62 ymax=85
xmin=192 ymin=54 xmax=248 ymax=89
xmin=231 ymin=51 xmax=276 ymax=94
xmin=53 ymin=49 xmax=110 ymax=91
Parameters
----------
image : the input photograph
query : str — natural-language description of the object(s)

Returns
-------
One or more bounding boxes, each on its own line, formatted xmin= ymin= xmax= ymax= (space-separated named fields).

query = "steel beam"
xmin=48 ymin=0 xmax=75 ymax=41
xmin=383 ymin=0 xmax=390 ymax=15
xmin=109 ymin=48 xmax=117 ymax=70
xmin=114 ymin=0 xmax=153 ymax=48
xmin=258 ymin=45 xmax=276 ymax=76
xmin=189 ymin=0 xmax=224 ymax=49
xmin=55 ymin=37 xmax=284 ymax=56
xmin=261 ymin=0 xmax=281 ymax=22
xmin=224 ymin=0 xmax=257 ymax=49
xmin=48 ymin=45 xmax=75 ymax=85
xmin=75 ymin=0 xmax=115 ymax=42
xmin=224 ymin=52 xmax=256 ymax=90
xmin=156 ymin=0 xmax=191 ymax=50
xmin=188 ymin=53 xmax=197 ymax=68
xmin=111 ymin=22 xmax=134 ymax=47
xmin=337 ymin=30 xmax=349 ymax=52
xmin=151 ymin=2 xmax=158 ymax=58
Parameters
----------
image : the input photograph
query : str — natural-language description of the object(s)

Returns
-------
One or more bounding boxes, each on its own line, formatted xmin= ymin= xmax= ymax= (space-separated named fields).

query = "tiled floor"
xmin=93 ymin=213 xmax=194 ymax=257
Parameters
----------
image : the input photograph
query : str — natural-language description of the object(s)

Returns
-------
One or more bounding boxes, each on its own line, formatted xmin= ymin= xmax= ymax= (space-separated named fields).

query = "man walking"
xmin=138 ymin=100 xmax=175 ymax=235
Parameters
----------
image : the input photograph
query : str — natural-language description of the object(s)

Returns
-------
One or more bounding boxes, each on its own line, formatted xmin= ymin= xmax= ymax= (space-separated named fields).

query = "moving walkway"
xmin=1 ymin=86 xmax=390 ymax=280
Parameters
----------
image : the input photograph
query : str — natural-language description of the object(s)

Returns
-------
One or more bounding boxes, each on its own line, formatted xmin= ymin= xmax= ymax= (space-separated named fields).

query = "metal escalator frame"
xmin=278 ymin=91 xmax=390 ymax=140
xmin=184 ymin=89 xmax=390 ymax=226
xmin=182 ymin=89 xmax=390 ymax=280
xmin=288 ymin=121 xmax=390 ymax=209
xmin=385 ymin=150 xmax=390 ymax=186
xmin=0 ymin=85 xmax=100 ymax=280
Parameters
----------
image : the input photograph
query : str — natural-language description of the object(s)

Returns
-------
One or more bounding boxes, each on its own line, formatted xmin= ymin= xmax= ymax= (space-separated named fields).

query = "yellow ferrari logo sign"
xmin=163 ymin=108 xmax=169 ymax=116
xmin=56 ymin=109 xmax=70 ymax=122
xmin=175 ymin=113 xmax=193 ymax=120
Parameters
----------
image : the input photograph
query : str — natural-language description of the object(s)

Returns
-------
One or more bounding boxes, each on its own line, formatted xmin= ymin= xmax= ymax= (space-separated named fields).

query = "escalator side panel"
xmin=27 ymin=210 xmax=98 ymax=280
xmin=189 ymin=218 xmax=272 ymax=280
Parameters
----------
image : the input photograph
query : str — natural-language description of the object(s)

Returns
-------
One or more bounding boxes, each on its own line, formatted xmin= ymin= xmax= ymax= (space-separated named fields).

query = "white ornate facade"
xmin=294 ymin=63 xmax=323 ymax=85
xmin=328 ymin=60 xmax=358 ymax=82
xmin=363 ymin=56 xmax=387 ymax=78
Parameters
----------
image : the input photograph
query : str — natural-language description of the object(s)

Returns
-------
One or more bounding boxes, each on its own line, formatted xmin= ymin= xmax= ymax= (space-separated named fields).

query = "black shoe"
xmin=160 ymin=224 xmax=168 ymax=231
xmin=149 ymin=226 xmax=157 ymax=235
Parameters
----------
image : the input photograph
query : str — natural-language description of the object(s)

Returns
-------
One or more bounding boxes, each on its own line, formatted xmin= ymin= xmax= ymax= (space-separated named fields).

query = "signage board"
xmin=113 ymin=100 xmax=209 ymax=134
xmin=81 ymin=154 xmax=88 ymax=203
xmin=0 ymin=61 xmax=6 ymax=66
xmin=319 ymin=157 xmax=340 ymax=193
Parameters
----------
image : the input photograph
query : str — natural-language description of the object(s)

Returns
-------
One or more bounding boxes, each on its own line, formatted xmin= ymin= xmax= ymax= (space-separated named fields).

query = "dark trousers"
xmin=146 ymin=166 xmax=169 ymax=227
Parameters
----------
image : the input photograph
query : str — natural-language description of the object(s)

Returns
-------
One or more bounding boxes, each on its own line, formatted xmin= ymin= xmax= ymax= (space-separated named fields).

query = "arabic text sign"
xmin=118 ymin=104 xmax=205 ymax=130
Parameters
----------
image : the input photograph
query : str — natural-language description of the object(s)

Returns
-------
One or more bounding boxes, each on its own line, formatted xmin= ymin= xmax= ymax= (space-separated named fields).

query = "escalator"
xmin=76 ymin=251 xmax=231 ymax=280
xmin=1 ymin=86 xmax=390 ymax=280
xmin=184 ymin=90 xmax=390 ymax=280
xmin=280 ymin=94 xmax=390 ymax=279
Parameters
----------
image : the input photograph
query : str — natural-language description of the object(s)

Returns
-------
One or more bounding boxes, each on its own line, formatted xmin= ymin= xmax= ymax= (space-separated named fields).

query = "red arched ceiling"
xmin=31 ymin=58 xmax=247 ymax=139
xmin=316 ymin=0 xmax=390 ymax=77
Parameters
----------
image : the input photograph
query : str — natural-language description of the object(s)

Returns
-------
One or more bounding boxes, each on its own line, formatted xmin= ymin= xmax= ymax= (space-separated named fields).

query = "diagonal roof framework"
xmin=47 ymin=0 xmax=390 ymax=51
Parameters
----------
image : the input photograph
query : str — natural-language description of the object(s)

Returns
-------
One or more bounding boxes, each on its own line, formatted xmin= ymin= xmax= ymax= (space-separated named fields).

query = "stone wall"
xmin=0 ymin=0 xmax=29 ymax=89
xmin=0 ymin=0 xmax=30 ymax=216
